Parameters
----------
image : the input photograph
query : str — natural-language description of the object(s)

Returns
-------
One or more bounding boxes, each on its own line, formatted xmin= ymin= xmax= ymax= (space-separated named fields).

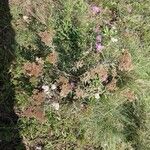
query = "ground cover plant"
xmin=0 ymin=0 xmax=150 ymax=149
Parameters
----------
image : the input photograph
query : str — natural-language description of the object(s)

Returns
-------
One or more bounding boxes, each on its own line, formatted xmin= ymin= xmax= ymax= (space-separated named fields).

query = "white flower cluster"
xmin=42 ymin=84 xmax=59 ymax=110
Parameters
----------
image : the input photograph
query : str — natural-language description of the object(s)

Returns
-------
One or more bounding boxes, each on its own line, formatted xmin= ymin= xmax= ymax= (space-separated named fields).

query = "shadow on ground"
xmin=0 ymin=0 xmax=25 ymax=149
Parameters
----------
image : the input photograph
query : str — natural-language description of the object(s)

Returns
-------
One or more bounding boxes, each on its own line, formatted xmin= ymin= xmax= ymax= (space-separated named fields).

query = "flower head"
xmin=51 ymin=84 xmax=57 ymax=90
xmin=96 ymin=35 xmax=102 ymax=43
xmin=95 ymin=93 xmax=100 ymax=99
xmin=51 ymin=102 xmax=60 ymax=111
xmin=42 ymin=85 xmax=50 ymax=94
xmin=111 ymin=37 xmax=118 ymax=43
xmin=91 ymin=5 xmax=101 ymax=15
xmin=95 ymin=43 xmax=104 ymax=52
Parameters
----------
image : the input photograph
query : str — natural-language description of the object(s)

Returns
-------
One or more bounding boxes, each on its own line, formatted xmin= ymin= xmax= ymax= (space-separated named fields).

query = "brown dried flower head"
xmin=81 ymin=64 xmax=108 ymax=83
xmin=57 ymin=76 xmax=72 ymax=97
xmin=38 ymin=30 xmax=54 ymax=46
xmin=75 ymin=87 xmax=86 ymax=99
xmin=22 ymin=106 xmax=45 ymax=122
xmin=93 ymin=65 xmax=108 ymax=82
xmin=46 ymin=51 xmax=58 ymax=65
xmin=36 ymin=57 xmax=44 ymax=65
xmin=32 ymin=90 xmax=45 ymax=106
xmin=106 ymin=78 xmax=117 ymax=92
xmin=58 ymin=76 xmax=68 ymax=85
xmin=118 ymin=50 xmax=133 ymax=72
xmin=23 ymin=62 xmax=43 ymax=77
xmin=122 ymin=90 xmax=136 ymax=102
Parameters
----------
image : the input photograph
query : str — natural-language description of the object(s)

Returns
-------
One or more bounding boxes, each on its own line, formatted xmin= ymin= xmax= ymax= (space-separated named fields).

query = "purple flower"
xmin=96 ymin=35 xmax=102 ymax=43
xmin=91 ymin=6 xmax=101 ymax=15
xmin=96 ymin=43 xmax=104 ymax=52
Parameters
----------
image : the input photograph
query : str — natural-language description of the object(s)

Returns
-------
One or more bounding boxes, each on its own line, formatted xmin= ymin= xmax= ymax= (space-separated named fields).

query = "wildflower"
xmin=22 ymin=106 xmax=45 ymax=122
xmin=75 ymin=88 xmax=86 ymax=98
xmin=96 ymin=35 xmax=102 ymax=43
xmin=75 ymin=60 xmax=84 ymax=69
xmin=38 ymin=30 xmax=54 ymax=47
xmin=122 ymin=90 xmax=136 ymax=102
xmin=91 ymin=5 xmax=101 ymax=15
xmin=23 ymin=15 xmax=30 ymax=23
xmin=23 ymin=62 xmax=43 ymax=77
xmin=93 ymin=65 xmax=108 ymax=82
xmin=95 ymin=93 xmax=100 ymax=99
xmin=46 ymin=51 xmax=58 ymax=65
xmin=111 ymin=37 xmax=118 ymax=43
xmin=51 ymin=102 xmax=59 ymax=110
xmin=42 ymin=85 xmax=50 ymax=94
xmin=32 ymin=90 xmax=45 ymax=106
xmin=112 ymin=26 xmax=117 ymax=30
xmin=51 ymin=84 xmax=57 ymax=90
xmin=58 ymin=76 xmax=72 ymax=97
xmin=96 ymin=43 xmax=104 ymax=52
xmin=70 ymin=81 xmax=75 ymax=90
xmin=35 ymin=146 xmax=42 ymax=150
xmin=35 ymin=57 xmax=44 ymax=64
xmin=118 ymin=50 xmax=133 ymax=71
xmin=106 ymin=78 xmax=117 ymax=92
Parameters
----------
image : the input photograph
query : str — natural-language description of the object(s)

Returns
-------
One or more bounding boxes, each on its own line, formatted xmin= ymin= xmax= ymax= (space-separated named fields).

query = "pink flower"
xmin=91 ymin=6 xmax=101 ymax=15
xmin=70 ymin=81 xmax=75 ymax=90
xmin=96 ymin=35 xmax=102 ymax=43
xmin=96 ymin=43 xmax=104 ymax=52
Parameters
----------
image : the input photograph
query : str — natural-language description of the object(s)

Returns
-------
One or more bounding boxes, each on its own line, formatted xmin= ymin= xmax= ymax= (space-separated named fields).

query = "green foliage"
xmin=53 ymin=0 xmax=94 ymax=73
xmin=5 ymin=0 xmax=150 ymax=149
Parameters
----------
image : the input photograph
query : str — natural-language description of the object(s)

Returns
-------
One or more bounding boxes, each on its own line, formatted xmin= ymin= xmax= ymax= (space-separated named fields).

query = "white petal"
xmin=51 ymin=102 xmax=60 ymax=110
xmin=42 ymin=85 xmax=50 ymax=93
xmin=111 ymin=37 xmax=118 ymax=43
xmin=51 ymin=84 xmax=57 ymax=90
xmin=95 ymin=93 xmax=100 ymax=99
xmin=23 ymin=16 xmax=29 ymax=21
xmin=35 ymin=146 xmax=42 ymax=150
